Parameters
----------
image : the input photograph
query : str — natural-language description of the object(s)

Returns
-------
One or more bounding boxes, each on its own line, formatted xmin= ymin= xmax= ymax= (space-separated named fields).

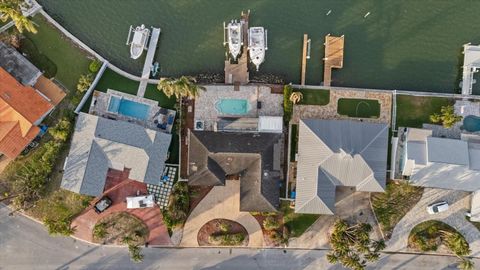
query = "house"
xmin=0 ymin=68 xmax=53 ymax=158
xmin=61 ymin=112 xmax=172 ymax=196
xmin=401 ymin=128 xmax=480 ymax=191
xmin=294 ymin=119 xmax=389 ymax=215
xmin=0 ymin=42 xmax=66 ymax=106
xmin=187 ymin=130 xmax=283 ymax=212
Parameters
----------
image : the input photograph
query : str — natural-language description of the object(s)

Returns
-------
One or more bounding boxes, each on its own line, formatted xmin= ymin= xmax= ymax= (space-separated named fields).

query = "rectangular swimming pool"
xmin=215 ymin=99 xmax=251 ymax=115
xmin=107 ymin=96 xmax=150 ymax=120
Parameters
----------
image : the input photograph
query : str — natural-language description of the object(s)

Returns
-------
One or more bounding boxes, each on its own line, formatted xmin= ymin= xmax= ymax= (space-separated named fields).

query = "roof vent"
xmin=3 ymin=92 xmax=10 ymax=99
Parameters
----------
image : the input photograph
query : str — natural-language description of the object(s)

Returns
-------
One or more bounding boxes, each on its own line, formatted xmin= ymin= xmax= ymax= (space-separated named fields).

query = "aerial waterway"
xmin=39 ymin=0 xmax=480 ymax=94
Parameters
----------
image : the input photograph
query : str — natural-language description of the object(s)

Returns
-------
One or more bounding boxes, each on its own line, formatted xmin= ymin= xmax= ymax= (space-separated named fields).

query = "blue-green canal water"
xmin=38 ymin=0 xmax=480 ymax=94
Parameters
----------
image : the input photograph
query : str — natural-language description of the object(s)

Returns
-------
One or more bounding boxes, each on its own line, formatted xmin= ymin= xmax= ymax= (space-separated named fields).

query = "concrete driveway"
xmin=180 ymin=180 xmax=264 ymax=247
xmin=386 ymin=188 xmax=480 ymax=256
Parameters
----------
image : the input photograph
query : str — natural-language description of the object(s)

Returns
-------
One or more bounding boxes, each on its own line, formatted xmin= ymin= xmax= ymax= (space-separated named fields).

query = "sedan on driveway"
xmin=426 ymin=201 xmax=449 ymax=214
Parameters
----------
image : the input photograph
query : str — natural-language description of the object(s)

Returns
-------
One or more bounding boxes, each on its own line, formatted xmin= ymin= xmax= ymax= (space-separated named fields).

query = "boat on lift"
xmin=127 ymin=24 xmax=150 ymax=60
xmin=248 ymin=27 xmax=268 ymax=71
xmin=224 ymin=20 xmax=243 ymax=61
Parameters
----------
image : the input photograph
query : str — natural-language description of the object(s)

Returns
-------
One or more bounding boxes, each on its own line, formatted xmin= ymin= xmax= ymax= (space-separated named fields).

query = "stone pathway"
xmin=180 ymin=180 xmax=264 ymax=247
xmin=386 ymin=188 xmax=480 ymax=256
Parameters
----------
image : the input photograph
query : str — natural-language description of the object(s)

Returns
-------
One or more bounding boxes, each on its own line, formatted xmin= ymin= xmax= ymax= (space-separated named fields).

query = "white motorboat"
xmin=225 ymin=20 xmax=243 ymax=60
xmin=128 ymin=24 xmax=150 ymax=59
xmin=248 ymin=27 xmax=268 ymax=71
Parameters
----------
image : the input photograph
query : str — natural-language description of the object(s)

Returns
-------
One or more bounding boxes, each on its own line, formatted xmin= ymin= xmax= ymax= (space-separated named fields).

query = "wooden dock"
xmin=300 ymin=34 xmax=309 ymax=85
xmin=137 ymin=27 xmax=161 ymax=97
xmin=224 ymin=11 xmax=249 ymax=84
xmin=323 ymin=34 xmax=344 ymax=87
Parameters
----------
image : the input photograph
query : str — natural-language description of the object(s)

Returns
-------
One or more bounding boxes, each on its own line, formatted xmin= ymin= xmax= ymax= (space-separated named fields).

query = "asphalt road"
xmin=0 ymin=204 xmax=475 ymax=270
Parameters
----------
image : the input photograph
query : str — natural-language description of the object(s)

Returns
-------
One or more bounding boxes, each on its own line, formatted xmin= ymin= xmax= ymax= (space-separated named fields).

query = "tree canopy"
xmin=429 ymin=105 xmax=462 ymax=128
xmin=157 ymin=76 xmax=205 ymax=99
xmin=0 ymin=0 xmax=37 ymax=33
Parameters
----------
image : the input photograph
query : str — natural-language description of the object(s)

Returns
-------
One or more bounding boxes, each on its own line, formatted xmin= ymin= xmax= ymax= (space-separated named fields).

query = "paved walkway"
xmin=180 ymin=180 xmax=264 ymax=247
xmin=386 ymin=188 xmax=480 ymax=256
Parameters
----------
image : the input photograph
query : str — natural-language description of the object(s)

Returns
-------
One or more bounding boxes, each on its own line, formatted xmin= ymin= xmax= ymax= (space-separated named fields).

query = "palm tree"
xmin=289 ymin=92 xmax=303 ymax=104
xmin=157 ymin=76 xmax=205 ymax=99
xmin=0 ymin=0 xmax=37 ymax=34
xmin=458 ymin=258 xmax=475 ymax=270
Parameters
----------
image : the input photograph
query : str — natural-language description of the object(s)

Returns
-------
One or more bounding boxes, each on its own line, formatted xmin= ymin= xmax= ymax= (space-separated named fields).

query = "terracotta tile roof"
xmin=0 ymin=68 xmax=53 ymax=158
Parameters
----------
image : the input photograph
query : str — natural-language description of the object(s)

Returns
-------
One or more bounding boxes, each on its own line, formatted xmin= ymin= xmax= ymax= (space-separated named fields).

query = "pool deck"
xmin=90 ymin=89 xmax=176 ymax=133
xmin=194 ymin=85 xmax=283 ymax=131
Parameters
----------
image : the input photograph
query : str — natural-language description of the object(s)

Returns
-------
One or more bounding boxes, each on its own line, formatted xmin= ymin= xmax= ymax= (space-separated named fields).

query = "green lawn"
xmin=337 ymin=98 xmax=380 ymax=118
xmin=23 ymin=15 xmax=91 ymax=91
xmin=281 ymin=201 xmax=319 ymax=238
xmin=396 ymin=95 xmax=454 ymax=128
xmin=297 ymin=89 xmax=330 ymax=106
xmin=289 ymin=124 xmax=298 ymax=162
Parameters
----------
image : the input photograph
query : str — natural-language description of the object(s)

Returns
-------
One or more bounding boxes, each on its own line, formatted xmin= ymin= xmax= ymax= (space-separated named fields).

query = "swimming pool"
xmin=463 ymin=115 xmax=480 ymax=132
xmin=215 ymin=99 xmax=251 ymax=115
xmin=107 ymin=96 xmax=150 ymax=120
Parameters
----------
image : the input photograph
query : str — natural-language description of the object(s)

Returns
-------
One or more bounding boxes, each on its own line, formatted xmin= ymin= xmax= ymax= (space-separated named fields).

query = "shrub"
xmin=43 ymin=217 xmax=74 ymax=236
xmin=127 ymin=244 xmax=144 ymax=263
xmin=209 ymin=233 xmax=245 ymax=246
xmin=76 ymin=73 xmax=94 ymax=93
xmin=162 ymin=182 xmax=189 ymax=229
xmin=263 ymin=216 xmax=280 ymax=231
xmin=219 ymin=222 xmax=230 ymax=233
xmin=93 ymin=222 xmax=108 ymax=239
xmin=89 ymin=59 xmax=102 ymax=73
xmin=49 ymin=117 xmax=72 ymax=142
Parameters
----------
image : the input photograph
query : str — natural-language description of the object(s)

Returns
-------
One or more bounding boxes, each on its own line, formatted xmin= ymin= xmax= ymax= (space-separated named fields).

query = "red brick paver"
xmin=71 ymin=170 xmax=171 ymax=246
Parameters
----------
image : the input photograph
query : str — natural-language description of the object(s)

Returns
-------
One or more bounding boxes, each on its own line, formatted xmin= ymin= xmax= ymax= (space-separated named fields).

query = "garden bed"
xmin=371 ymin=181 xmax=423 ymax=239
xmin=189 ymin=185 xmax=212 ymax=214
xmin=197 ymin=219 xmax=248 ymax=246
xmin=252 ymin=213 xmax=285 ymax=247
xmin=92 ymin=212 xmax=149 ymax=245
xmin=408 ymin=220 xmax=469 ymax=255
xmin=337 ymin=98 xmax=380 ymax=118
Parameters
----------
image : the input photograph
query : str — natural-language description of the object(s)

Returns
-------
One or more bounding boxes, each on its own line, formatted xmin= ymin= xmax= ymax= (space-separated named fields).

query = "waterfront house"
xmin=187 ymin=130 xmax=283 ymax=212
xmin=294 ymin=119 xmax=388 ymax=215
xmin=0 ymin=68 xmax=53 ymax=158
xmin=61 ymin=112 xmax=171 ymax=196
xmin=400 ymin=128 xmax=480 ymax=221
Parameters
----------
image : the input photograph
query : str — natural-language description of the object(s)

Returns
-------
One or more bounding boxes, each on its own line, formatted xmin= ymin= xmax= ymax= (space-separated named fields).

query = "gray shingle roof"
xmin=61 ymin=113 xmax=171 ymax=196
xmin=188 ymin=130 xmax=282 ymax=212
xmin=0 ymin=42 xmax=41 ymax=86
xmin=295 ymin=119 xmax=388 ymax=215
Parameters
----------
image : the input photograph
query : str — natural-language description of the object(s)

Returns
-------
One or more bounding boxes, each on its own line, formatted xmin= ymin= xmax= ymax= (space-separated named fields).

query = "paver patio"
xmin=71 ymin=170 xmax=171 ymax=246
xmin=180 ymin=180 xmax=264 ymax=247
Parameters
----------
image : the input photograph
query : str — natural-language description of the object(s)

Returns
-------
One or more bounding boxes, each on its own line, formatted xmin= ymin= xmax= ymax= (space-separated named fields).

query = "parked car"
xmin=94 ymin=196 xmax=112 ymax=213
xmin=426 ymin=201 xmax=449 ymax=214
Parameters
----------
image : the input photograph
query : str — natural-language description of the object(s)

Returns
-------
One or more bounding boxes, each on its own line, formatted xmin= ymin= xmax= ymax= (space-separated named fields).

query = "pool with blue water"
xmin=215 ymin=99 xmax=251 ymax=115
xmin=107 ymin=96 xmax=150 ymax=120
xmin=463 ymin=115 xmax=480 ymax=132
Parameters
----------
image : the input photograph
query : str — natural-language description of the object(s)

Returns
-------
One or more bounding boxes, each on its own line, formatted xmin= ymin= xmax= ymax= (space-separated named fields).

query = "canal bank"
xmin=38 ymin=0 xmax=480 ymax=94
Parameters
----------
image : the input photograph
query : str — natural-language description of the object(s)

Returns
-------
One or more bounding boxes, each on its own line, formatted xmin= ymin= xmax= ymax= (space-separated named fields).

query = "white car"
xmin=426 ymin=201 xmax=449 ymax=214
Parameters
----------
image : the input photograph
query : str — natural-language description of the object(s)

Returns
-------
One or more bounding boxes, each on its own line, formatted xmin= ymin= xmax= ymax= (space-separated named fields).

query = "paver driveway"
xmin=386 ymin=188 xmax=480 ymax=256
xmin=180 ymin=180 xmax=264 ymax=247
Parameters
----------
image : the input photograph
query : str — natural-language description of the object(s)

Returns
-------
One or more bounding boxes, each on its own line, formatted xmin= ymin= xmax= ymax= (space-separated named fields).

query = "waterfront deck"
xmin=138 ymin=27 xmax=161 ymax=97
xmin=461 ymin=44 xmax=480 ymax=96
xmin=224 ymin=11 xmax=249 ymax=84
xmin=323 ymin=35 xmax=344 ymax=87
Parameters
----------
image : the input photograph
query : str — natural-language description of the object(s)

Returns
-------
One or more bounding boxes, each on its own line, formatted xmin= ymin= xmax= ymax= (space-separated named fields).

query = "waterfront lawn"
xmin=94 ymin=68 xmax=139 ymax=95
xmin=24 ymin=15 xmax=91 ymax=91
xmin=281 ymin=201 xmax=319 ymax=238
xmin=371 ymin=181 xmax=423 ymax=238
xmin=297 ymin=89 xmax=330 ymax=106
xmin=337 ymin=98 xmax=380 ymax=118
xmin=144 ymin=83 xmax=177 ymax=110
xmin=289 ymin=124 xmax=298 ymax=162
xmin=396 ymin=95 xmax=454 ymax=128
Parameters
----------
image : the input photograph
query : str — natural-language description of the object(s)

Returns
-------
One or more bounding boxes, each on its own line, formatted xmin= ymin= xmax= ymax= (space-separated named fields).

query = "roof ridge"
xmin=358 ymin=124 xmax=389 ymax=155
